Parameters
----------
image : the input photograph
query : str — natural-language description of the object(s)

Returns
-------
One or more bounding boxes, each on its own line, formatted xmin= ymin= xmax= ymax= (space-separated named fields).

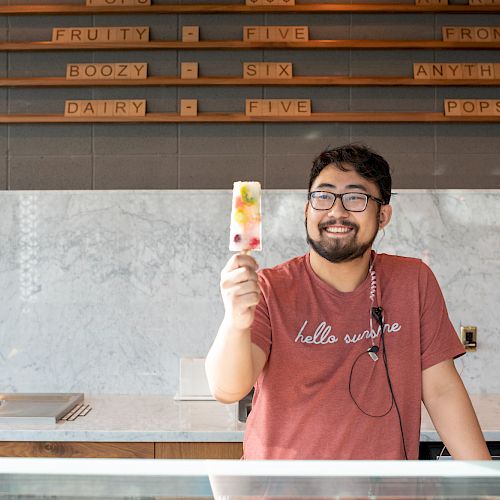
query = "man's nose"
xmin=327 ymin=197 xmax=349 ymax=218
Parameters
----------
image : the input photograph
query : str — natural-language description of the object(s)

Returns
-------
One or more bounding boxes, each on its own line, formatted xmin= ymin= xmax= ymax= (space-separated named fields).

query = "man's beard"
xmin=305 ymin=217 xmax=378 ymax=264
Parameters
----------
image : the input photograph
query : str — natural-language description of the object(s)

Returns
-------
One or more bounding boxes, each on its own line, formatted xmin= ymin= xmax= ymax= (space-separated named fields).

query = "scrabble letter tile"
xmin=97 ymin=100 xmax=114 ymax=117
xmin=243 ymin=62 xmax=260 ymax=79
xmin=413 ymin=63 xmax=431 ymax=79
xmin=278 ymin=99 xmax=295 ymax=116
xmin=461 ymin=100 xmax=477 ymax=115
xmin=99 ymin=64 xmax=115 ymax=79
xmin=246 ymin=99 xmax=262 ymax=116
xmin=294 ymin=26 xmax=309 ymax=41
xmin=296 ymin=99 xmax=311 ymax=116
xmin=66 ymin=64 xmax=82 ymax=80
xmin=181 ymin=62 xmax=199 ymax=79
xmin=129 ymin=100 xmax=146 ymax=116
xmin=277 ymin=62 xmax=293 ymax=78
xmin=114 ymin=63 xmax=131 ymax=79
xmin=133 ymin=27 xmax=150 ymax=42
xmin=261 ymin=99 xmax=278 ymax=116
xmin=475 ymin=27 xmax=492 ymax=41
xmin=477 ymin=100 xmax=493 ymax=115
xmin=443 ymin=99 xmax=461 ymax=116
xmin=180 ymin=99 xmax=198 ymax=116
xmin=430 ymin=63 xmax=446 ymax=79
xmin=243 ymin=26 xmax=260 ymax=41
xmin=260 ymin=63 xmax=277 ymax=79
xmin=478 ymin=63 xmax=495 ymax=79
xmin=113 ymin=100 xmax=130 ymax=116
xmin=130 ymin=63 xmax=148 ymax=79
xmin=81 ymin=100 xmax=98 ymax=117
xmin=445 ymin=64 xmax=462 ymax=79
xmin=462 ymin=63 xmax=478 ymax=78
xmin=64 ymin=100 xmax=81 ymax=116
xmin=182 ymin=26 xmax=200 ymax=42
xmin=442 ymin=27 xmax=458 ymax=41
xmin=52 ymin=28 xmax=69 ymax=42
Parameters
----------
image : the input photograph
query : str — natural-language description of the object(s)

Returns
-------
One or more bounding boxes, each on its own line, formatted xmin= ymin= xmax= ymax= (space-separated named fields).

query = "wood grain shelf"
xmin=1 ymin=41 xmax=500 ymax=51
xmin=1 ymin=76 xmax=499 ymax=87
xmin=1 ymin=4 xmax=499 ymax=14
xmin=1 ymin=112 xmax=499 ymax=123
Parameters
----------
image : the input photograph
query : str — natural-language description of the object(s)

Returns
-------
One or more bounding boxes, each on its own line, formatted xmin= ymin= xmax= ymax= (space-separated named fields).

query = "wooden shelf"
xmin=1 ymin=41 xmax=499 ymax=51
xmin=1 ymin=4 xmax=500 ymax=14
xmin=1 ymin=112 xmax=499 ymax=123
xmin=1 ymin=76 xmax=499 ymax=87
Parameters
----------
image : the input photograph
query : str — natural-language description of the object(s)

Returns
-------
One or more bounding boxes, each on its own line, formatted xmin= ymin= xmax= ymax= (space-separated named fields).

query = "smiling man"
xmin=206 ymin=144 xmax=491 ymax=460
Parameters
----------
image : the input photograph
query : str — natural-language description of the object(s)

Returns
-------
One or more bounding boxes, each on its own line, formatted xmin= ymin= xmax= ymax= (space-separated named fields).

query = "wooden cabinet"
xmin=0 ymin=441 xmax=242 ymax=459
xmin=0 ymin=441 xmax=154 ymax=458
xmin=155 ymin=442 xmax=243 ymax=459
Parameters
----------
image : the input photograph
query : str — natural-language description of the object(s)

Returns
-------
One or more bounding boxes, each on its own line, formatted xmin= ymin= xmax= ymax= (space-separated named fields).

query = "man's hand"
xmin=220 ymin=254 xmax=260 ymax=332
xmin=206 ymin=254 xmax=264 ymax=403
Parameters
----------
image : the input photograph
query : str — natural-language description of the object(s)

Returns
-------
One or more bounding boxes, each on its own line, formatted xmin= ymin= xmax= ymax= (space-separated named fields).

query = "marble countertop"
xmin=0 ymin=394 xmax=498 ymax=442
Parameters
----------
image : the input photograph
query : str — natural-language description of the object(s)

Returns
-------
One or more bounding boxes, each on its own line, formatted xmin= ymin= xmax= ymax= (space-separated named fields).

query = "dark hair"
xmin=308 ymin=144 xmax=392 ymax=205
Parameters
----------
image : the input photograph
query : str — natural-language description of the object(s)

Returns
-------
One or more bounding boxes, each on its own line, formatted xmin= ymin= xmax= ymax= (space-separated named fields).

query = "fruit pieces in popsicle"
xmin=229 ymin=181 xmax=262 ymax=252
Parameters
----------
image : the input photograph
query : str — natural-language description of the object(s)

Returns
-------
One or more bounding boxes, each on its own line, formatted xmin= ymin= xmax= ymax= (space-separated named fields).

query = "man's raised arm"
xmin=206 ymin=254 xmax=267 ymax=404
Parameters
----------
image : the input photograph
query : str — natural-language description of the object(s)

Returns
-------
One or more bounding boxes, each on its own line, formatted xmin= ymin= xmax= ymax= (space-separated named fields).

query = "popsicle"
xmin=229 ymin=181 xmax=262 ymax=253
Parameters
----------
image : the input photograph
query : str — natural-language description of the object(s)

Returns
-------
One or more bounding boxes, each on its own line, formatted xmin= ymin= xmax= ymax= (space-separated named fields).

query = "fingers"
xmin=222 ymin=266 xmax=258 ymax=289
xmin=220 ymin=270 xmax=260 ymax=306
xmin=227 ymin=281 xmax=260 ymax=313
xmin=236 ymin=294 xmax=260 ymax=311
xmin=221 ymin=254 xmax=259 ymax=290
xmin=220 ymin=254 xmax=261 ymax=330
xmin=222 ymin=253 xmax=259 ymax=274
xmin=228 ymin=279 xmax=260 ymax=299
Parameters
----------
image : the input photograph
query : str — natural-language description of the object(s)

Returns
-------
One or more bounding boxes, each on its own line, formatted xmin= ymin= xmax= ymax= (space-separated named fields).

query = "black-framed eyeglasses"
xmin=308 ymin=191 xmax=385 ymax=212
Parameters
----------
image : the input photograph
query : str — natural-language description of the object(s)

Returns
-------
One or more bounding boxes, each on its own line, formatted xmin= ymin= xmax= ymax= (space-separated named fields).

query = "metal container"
xmin=0 ymin=393 xmax=84 ymax=424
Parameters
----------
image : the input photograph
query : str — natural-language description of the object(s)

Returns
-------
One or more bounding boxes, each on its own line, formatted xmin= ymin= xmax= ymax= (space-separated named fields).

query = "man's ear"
xmin=304 ymin=201 xmax=309 ymax=219
xmin=378 ymin=204 xmax=392 ymax=229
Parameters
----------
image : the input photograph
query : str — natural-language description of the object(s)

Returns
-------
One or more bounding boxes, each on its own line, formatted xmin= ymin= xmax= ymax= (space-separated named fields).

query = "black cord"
xmin=348 ymin=307 xmax=408 ymax=460
xmin=378 ymin=313 xmax=408 ymax=460
xmin=348 ymin=350 xmax=393 ymax=418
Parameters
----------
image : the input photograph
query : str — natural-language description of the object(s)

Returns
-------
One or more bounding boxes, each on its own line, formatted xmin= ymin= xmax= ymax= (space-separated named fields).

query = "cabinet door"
xmin=0 ymin=441 xmax=154 ymax=458
xmin=155 ymin=442 xmax=243 ymax=459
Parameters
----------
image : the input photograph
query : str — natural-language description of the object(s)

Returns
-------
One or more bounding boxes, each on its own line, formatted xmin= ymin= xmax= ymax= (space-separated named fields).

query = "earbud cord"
xmin=368 ymin=256 xmax=377 ymax=349
xmin=348 ymin=244 xmax=409 ymax=460
xmin=368 ymin=229 xmax=385 ymax=348
xmin=348 ymin=255 xmax=393 ymax=418
xmin=378 ymin=307 xmax=409 ymax=460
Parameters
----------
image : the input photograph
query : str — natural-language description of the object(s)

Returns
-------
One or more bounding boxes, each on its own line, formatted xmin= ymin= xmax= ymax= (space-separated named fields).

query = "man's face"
xmin=305 ymin=164 xmax=391 ymax=264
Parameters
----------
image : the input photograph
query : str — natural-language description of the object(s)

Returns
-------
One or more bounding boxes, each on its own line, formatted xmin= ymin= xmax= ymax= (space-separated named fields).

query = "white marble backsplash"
xmin=0 ymin=190 xmax=499 ymax=395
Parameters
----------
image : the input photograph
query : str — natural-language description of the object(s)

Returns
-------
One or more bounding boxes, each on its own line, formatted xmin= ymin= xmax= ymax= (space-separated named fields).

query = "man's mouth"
xmin=323 ymin=226 xmax=353 ymax=234
xmin=319 ymin=220 xmax=357 ymax=236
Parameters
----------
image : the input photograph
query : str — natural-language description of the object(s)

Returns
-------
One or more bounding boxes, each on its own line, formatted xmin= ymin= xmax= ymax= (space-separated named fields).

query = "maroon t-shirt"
xmin=244 ymin=252 xmax=465 ymax=460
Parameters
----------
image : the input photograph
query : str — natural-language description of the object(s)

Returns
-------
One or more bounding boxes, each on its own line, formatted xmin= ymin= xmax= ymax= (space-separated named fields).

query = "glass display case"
xmin=1 ymin=458 xmax=499 ymax=499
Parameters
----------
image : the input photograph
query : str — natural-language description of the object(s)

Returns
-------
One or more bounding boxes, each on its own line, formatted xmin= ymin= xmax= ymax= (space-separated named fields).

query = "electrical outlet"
xmin=460 ymin=326 xmax=477 ymax=351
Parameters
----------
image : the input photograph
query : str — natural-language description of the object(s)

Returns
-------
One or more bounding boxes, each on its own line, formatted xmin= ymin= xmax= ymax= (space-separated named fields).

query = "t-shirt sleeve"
xmin=250 ymin=272 xmax=272 ymax=359
xmin=419 ymin=262 xmax=466 ymax=371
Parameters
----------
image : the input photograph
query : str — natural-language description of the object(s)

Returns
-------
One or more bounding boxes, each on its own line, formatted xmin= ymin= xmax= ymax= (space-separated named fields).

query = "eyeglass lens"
xmin=310 ymin=192 xmax=368 ymax=211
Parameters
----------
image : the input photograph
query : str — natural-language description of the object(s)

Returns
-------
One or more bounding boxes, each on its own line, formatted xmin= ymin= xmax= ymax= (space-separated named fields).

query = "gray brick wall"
xmin=0 ymin=0 xmax=499 ymax=189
